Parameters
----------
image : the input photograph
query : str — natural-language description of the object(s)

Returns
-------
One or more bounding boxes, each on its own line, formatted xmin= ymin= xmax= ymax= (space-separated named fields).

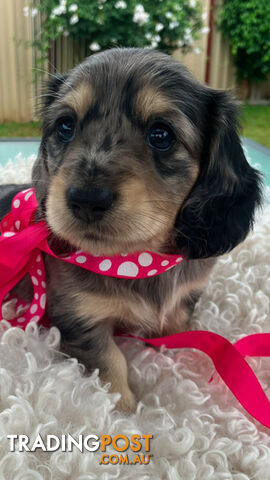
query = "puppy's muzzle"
xmin=67 ymin=186 xmax=115 ymax=223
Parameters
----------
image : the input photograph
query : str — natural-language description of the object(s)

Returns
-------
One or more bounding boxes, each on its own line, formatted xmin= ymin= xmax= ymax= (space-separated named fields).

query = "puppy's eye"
xmin=56 ymin=117 xmax=75 ymax=143
xmin=147 ymin=123 xmax=175 ymax=151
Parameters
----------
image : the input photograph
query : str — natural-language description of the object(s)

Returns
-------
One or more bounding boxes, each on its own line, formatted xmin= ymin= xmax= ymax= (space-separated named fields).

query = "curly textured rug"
xmin=0 ymin=155 xmax=270 ymax=480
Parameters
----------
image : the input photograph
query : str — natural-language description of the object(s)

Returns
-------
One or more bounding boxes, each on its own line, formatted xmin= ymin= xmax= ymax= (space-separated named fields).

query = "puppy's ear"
xmin=175 ymin=90 xmax=263 ymax=259
xmin=32 ymin=74 xmax=68 ymax=213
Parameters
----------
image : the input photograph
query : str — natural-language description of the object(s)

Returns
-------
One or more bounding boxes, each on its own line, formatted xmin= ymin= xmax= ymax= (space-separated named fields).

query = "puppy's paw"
xmin=116 ymin=387 xmax=137 ymax=414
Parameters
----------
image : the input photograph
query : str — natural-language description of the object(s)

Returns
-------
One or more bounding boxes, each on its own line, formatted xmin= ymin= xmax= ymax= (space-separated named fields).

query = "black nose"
xmin=67 ymin=186 xmax=114 ymax=223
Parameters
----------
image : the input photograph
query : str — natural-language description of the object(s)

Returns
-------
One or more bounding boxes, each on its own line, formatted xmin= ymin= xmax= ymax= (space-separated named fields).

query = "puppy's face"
xmin=34 ymin=50 xmax=200 ymax=255
xmin=33 ymin=49 xmax=261 ymax=258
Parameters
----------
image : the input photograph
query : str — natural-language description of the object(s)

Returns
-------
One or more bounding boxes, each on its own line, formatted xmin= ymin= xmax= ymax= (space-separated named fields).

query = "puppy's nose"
xmin=67 ymin=186 xmax=114 ymax=222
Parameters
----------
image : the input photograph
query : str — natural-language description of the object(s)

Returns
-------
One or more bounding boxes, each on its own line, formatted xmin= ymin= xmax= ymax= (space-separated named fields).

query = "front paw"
xmin=115 ymin=387 xmax=137 ymax=414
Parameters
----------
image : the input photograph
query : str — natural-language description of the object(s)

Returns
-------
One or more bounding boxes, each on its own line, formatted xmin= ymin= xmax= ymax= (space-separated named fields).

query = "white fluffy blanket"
xmin=0 ymin=155 xmax=270 ymax=480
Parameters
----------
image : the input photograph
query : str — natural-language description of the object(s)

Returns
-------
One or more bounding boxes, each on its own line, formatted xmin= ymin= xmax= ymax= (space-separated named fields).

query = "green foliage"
xmin=219 ymin=0 xmax=270 ymax=82
xmin=26 ymin=0 xmax=202 ymax=63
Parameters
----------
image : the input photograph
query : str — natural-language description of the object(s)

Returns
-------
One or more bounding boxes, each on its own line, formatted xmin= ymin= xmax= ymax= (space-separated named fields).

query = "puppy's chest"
xmin=46 ymin=257 xmax=184 ymax=332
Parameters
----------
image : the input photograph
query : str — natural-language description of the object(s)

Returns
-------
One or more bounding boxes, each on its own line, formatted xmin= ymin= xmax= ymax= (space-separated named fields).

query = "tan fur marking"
xmin=46 ymin=173 xmax=71 ymax=237
xmin=101 ymin=337 xmax=137 ymax=412
xmin=74 ymin=292 xmax=127 ymax=323
xmin=118 ymin=176 xmax=178 ymax=244
xmin=136 ymin=86 xmax=172 ymax=122
xmin=61 ymin=83 xmax=93 ymax=119
xmin=74 ymin=290 xmax=159 ymax=332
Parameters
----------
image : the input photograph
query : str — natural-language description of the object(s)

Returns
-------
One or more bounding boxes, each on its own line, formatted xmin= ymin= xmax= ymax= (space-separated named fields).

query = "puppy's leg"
xmin=54 ymin=317 xmax=137 ymax=413
xmin=101 ymin=335 xmax=137 ymax=413
xmin=161 ymin=292 xmax=202 ymax=336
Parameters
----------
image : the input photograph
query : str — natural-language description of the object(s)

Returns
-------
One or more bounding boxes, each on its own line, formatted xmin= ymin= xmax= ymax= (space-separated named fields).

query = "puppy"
xmin=0 ymin=49 xmax=262 ymax=412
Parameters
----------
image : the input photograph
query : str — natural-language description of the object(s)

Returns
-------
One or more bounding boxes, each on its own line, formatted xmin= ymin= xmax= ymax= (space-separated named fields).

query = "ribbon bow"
xmin=1 ymin=188 xmax=270 ymax=430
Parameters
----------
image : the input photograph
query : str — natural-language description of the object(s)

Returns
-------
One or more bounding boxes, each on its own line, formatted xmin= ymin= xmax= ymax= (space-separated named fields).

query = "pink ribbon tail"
xmin=235 ymin=333 xmax=270 ymax=357
xmin=118 ymin=330 xmax=270 ymax=429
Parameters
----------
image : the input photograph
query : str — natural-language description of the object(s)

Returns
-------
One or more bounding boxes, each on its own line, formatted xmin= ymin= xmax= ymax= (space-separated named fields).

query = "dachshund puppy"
xmin=0 ymin=49 xmax=262 ymax=412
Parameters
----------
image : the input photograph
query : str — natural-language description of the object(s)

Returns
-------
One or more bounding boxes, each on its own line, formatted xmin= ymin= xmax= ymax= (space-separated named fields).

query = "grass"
xmin=241 ymin=105 xmax=270 ymax=149
xmin=0 ymin=121 xmax=41 ymax=138
xmin=0 ymin=106 xmax=269 ymax=149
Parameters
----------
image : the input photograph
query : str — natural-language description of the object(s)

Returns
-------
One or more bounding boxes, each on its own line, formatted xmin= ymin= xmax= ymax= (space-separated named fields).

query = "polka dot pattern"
xmin=60 ymin=249 xmax=184 ymax=280
xmin=17 ymin=317 xmax=26 ymax=323
xmin=0 ymin=187 xmax=185 ymax=330
xmin=147 ymin=269 xmax=158 ymax=276
xmin=76 ymin=255 xmax=87 ymax=264
xmin=0 ymin=188 xmax=48 ymax=329
xmin=117 ymin=262 xmax=139 ymax=277
xmin=31 ymin=276 xmax=38 ymax=286
xmin=40 ymin=294 xmax=46 ymax=309
xmin=30 ymin=304 xmax=38 ymax=314
xmin=99 ymin=259 xmax=112 ymax=272
xmin=24 ymin=191 xmax=33 ymax=202
xmin=138 ymin=252 xmax=153 ymax=267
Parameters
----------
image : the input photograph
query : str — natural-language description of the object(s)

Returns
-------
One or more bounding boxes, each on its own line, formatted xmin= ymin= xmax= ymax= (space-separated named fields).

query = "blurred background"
xmin=0 ymin=0 xmax=269 ymax=180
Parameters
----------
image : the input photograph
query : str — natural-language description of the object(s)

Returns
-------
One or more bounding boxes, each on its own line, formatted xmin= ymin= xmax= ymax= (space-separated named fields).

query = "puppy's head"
xmin=33 ymin=48 xmax=262 ymax=258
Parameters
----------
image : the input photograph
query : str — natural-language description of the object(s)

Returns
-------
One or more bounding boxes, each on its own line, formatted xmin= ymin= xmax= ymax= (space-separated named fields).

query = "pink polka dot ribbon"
xmin=0 ymin=188 xmax=184 ymax=328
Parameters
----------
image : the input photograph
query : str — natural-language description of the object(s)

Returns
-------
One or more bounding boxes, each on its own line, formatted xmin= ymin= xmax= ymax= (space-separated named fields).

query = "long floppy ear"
xmin=32 ymin=74 xmax=68 ymax=214
xmin=175 ymin=90 xmax=263 ymax=259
